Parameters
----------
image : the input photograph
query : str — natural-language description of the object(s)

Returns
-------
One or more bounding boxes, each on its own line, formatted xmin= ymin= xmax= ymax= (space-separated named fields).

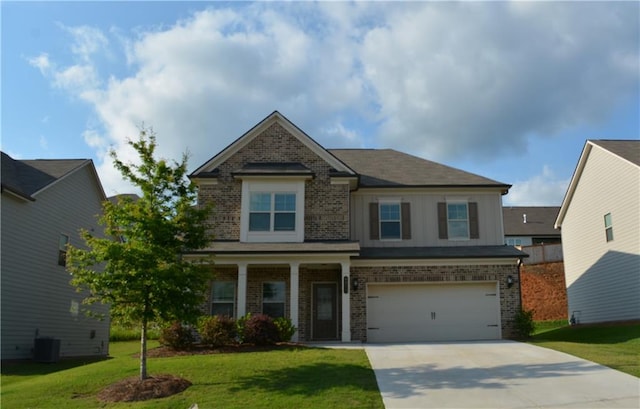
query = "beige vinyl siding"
xmin=561 ymin=146 xmax=640 ymax=323
xmin=1 ymin=165 xmax=110 ymax=360
xmin=351 ymin=189 xmax=506 ymax=247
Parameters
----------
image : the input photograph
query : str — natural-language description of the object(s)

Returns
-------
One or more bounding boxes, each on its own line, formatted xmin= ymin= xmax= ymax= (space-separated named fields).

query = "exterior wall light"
xmin=352 ymin=277 xmax=359 ymax=292
xmin=507 ymin=275 xmax=514 ymax=288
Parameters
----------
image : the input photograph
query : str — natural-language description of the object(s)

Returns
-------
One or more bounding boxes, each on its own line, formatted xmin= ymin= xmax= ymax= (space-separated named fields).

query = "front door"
xmin=312 ymin=283 xmax=337 ymax=340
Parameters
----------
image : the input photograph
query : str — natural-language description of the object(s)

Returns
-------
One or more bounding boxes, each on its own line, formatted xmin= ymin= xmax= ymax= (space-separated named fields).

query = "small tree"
xmin=67 ymin=127 xmax=212 ymax=380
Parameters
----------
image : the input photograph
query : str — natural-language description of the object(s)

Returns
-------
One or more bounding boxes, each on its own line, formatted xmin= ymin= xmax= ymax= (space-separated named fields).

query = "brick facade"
xmin=197 ymin=122 xmax=350 ymax=241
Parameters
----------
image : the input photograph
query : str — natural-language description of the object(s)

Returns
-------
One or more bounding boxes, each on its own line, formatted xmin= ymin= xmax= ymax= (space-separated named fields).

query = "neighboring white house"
xmin=1 ymin=152 xmax=110 ymax=360
xmin=555 ymin=140 xmax=640 ymax=324
xmin=503 ymin=206 xmax=561 ymax=246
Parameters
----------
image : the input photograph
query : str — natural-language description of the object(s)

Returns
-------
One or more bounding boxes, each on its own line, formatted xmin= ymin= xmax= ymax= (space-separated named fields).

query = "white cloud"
xmin=31 ymin=2 xmax=638 ymax=198
xmin=505 ymin=166 xmax=569 ymax=206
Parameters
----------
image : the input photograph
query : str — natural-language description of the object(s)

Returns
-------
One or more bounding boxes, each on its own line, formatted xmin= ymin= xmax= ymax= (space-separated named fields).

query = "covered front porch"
xmin=187 ymin=241 xmax=359 ymax=342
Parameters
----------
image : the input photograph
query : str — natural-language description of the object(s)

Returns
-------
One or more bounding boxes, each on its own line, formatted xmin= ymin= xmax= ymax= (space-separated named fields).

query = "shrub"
xmin=236 ymin=313 xmax=251 ymax=344
xmin=198 ymin=315 xmax=237 ymax=347
xmin=110 ymin=323 xmax=161 ymax=341
xmin=273 ymin=317 xmax=296 ymax=342
xmin=514 ymin=308 xmax=536 ymax=339
xmin=242 ymin=314 xmax=280 ymax=345
xmin=159 ymin=321 xmax=195 ymax=350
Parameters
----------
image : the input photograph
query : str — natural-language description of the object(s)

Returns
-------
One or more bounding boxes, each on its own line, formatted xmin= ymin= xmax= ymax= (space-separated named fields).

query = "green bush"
xmin=242 ymin=314 xmax=280 ymax=345
xmin=514 ymin=308 xmax=536 ymax=339
xmin=236 ymin=313 xmax=251 ymax=344
xmin=274 ymin=317 xmax=296 ymax=342
xmin=110 ymin=323 xmax=161 ymax=341
xmin=159 ymin=321 xmax=195 ymax=350
xmin=198 ymin=315 xmax=237 ymax=347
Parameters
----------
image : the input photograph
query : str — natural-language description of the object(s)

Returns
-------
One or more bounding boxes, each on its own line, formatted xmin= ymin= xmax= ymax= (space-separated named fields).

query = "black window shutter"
xmin=401 ymin=202 xmax=411 ymax=240
xmin=469 ymin=202 xmax=479 ymax=239
xmin=437 ymin=202 xmax=448 ymax=239
xmin=369 ymin=202 xmax=379 ymax=240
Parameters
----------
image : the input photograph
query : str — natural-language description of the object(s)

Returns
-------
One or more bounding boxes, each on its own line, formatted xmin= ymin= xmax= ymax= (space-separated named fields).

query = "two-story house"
xmin=187 ymin=112 xmax=527 ymax=343
xmin=1 ymin=152 xmax=110 ymax=360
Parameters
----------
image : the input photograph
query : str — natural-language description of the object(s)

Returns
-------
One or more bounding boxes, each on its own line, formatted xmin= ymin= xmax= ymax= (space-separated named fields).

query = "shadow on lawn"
xmin=532 ymin=322 xmax=640 ymax=344
xmin=1 ymin=356 xmax=111 ymax=377
xmin=229 ymin=362 xmax=379 ymax=395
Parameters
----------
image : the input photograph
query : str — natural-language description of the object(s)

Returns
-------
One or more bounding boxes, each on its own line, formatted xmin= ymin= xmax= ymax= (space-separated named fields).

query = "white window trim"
xmin=446 ymin=200 xmax=470 ymax=241
xmin=240 ymin=180 xmax=305 ymax=242
xmin=378 ymin=199 xmax=402 ymax=241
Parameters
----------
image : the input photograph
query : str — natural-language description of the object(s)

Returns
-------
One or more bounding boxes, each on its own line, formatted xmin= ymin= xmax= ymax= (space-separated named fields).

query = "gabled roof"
xmin=190 ymin=111 xmax=356 ymax=177
xmin=503 ymin=206 xmax=560 ymax=236
xmin=556 ymin=139 xmax=640 ymax=228
xmin=1 ymin=151 xmax=105 ymax=201
xmin=329 ymin=149 xmax=510 ymax=191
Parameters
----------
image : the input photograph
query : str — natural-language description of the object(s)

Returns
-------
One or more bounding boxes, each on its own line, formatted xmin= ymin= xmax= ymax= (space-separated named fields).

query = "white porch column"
xmin=341 ymin=261 xmax=351 ymax=342
xmin=237 ymin=263 xmax=247 ymax=319
xmin=289 ymin=262 xmax=300 ymax=342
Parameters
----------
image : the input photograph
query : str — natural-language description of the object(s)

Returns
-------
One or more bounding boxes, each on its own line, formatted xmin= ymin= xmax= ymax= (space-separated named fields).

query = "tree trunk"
xmin=140 ymin=317 xmax=148 ymax=380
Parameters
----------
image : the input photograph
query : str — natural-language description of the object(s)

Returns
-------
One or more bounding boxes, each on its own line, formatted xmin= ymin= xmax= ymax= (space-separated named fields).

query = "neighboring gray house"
xmin=503 ymin=206 xmax=561 ymax=246
xmin=1 ymin=152 xmax=110 ymax=360
xmin=555 ymin=140 xmax=640 ymax=324
xmin=187 ymin=111 xmax=527 ymax=343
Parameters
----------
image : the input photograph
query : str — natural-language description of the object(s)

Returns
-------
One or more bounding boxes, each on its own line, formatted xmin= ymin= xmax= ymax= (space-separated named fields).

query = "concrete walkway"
xmin=364 ymin=341 xmax=640 ymax=409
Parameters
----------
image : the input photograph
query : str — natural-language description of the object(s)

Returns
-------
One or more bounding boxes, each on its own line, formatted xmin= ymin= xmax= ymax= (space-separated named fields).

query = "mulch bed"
xmin=97 ymin=374 xmax=191 ymax=402
xmin=145 ymin=342 xmax=305 ymax=358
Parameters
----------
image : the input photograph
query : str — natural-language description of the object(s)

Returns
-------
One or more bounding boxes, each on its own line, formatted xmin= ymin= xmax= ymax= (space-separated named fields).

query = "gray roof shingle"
xmin=1 ymin=152 xmax=89 ymax=199
xmin=590 ymin=140 xmax=640 ymax=167
xmin=503 ymin=206 xmax=561 ymax=237
xmin=329 ymin=149 xmax=510 ymax=189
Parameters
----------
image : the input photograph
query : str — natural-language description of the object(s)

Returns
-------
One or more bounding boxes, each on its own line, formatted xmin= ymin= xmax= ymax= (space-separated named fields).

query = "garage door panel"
xmin=367 ymin=283 xmax=500 ymax=343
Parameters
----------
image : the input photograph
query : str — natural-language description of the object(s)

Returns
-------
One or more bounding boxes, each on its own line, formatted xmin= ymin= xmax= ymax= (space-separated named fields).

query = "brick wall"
xmin=520 ymin=262 xmax=568 ymax=321
xmin=350 ymin=264 xmax=522 ymax=341
xmin=197 ymin=122 xmax=350 ymax=240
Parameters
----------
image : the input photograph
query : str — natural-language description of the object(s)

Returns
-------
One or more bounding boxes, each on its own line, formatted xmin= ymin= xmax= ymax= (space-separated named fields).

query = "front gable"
xmin=191 ymin=112 xmax=356 ymax=242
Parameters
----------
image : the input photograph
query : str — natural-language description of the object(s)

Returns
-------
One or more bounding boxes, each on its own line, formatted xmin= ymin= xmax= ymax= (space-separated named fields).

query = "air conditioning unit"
xmin=33 ymin=338 xmax=60 ymax=363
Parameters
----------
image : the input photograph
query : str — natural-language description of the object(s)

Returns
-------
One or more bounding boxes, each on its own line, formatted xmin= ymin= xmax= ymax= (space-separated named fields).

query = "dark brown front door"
xmin=312 ymin=283 xmax=337 ymax=340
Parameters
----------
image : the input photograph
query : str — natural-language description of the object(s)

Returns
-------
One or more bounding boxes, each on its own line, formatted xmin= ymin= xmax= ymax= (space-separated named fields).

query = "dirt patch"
xmin=97 ymin=374 xmax=191 ymax=402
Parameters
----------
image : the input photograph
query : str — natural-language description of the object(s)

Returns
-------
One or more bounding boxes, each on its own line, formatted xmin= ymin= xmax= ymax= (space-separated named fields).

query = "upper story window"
xmin=369 ymin=201 xmax=411 ymax=240
xmin=506 ymin=238 xmax=522 ymax=246
xmin=380 ymin=203 xmax=401 ymax=239
xmin=240 ymin=180 xmax=305 ymax=242
xmin=58 ymin=234 xmax=69 ymax=266
xmin=438 ymin=201 xmax=479 ymax=240
xmin=604 ymin=213 xmax=614 ymax=242
xmin=447 ymin=203 xmax=469 ymax=239
xmin=249 ymin=192 xmax=296 ymax=232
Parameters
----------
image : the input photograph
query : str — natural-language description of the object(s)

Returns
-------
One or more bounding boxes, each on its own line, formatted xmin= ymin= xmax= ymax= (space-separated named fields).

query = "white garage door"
xmin=367 ymin=282 xmax=501 ymax=343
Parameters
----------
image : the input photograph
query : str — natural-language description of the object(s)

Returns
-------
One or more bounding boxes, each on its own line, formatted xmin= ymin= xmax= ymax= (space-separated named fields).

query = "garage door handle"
xmin=487 ymin=324 xmax=498 ymax=327
xmin=368 ymin=327 xmax=380 ymax=330
xmin=368 ymin=296 xmax=379 ymax=299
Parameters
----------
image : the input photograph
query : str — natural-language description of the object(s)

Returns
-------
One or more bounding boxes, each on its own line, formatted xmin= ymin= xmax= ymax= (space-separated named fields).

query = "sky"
xmin=2 ymin=1 xmax=638 ymax=206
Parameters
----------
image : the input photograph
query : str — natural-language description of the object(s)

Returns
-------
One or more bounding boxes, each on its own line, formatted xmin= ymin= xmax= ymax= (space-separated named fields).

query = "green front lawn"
xmin=529 ymin=321 xmax=640 ymax=378
xmin=1 ymin=341 xmax=383 ymax=408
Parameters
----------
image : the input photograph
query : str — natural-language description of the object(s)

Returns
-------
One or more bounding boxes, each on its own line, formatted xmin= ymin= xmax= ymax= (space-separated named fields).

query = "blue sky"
xmin=2 ymin=1 xmax=638 ymax=205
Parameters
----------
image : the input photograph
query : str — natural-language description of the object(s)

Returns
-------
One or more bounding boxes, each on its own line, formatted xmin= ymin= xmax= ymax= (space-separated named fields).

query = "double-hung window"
xmin=262 ymin=281 xmax=285 ymax=318
xmin=380 ymin=203 xmax=401 ymax=239
xmin=58 ymin=234 xmax=69 ymax=266
xmin=211 ymin=282 xmax=235 ymax=317
xmin=447 ymin=203 xmax=469 ymax=239
xmin=604 ymin=213 xmax=614 ymax=242
xmin=249 ymin=193 xmax=296 ymax=232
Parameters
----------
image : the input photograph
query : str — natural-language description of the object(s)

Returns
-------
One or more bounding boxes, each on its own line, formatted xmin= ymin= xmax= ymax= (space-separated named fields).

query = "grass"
xmin=1 ymin=341 xmax=383 ymax=408
xmin=529 ymin=321 xmax=640 ymax=378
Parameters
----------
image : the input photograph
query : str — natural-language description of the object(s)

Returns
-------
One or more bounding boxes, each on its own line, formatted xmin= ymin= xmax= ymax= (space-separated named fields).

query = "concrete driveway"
xmin=365 ymin=341 xmax=640 ymax=409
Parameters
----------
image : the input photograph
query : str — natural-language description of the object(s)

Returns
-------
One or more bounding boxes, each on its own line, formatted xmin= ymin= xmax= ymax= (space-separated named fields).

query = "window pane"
xmin=250 ymin=193 xmax=271 ymax=211
xmin=212 ymin=303 xmax=234 ymax=317
xmin=59 ymin=234 xmax=69 ymax=250
xmin=274 ymin=213 xmax=295 ymax=231
xmin=449 ymin=220 xmax=469 ymax=239
xmin=604 ymin=213 xmax=612 ymax=228
xmin=249 ymin=213 xmax=270 ymax=231
xmin=380 ymin=221 xmax=401 ymax=239
xmin=263 ymin=282 xmax=285 ymax=302
xmin=274 ymin=193 xmax=295 ymax=211
xmin=263 ymin=303 xmax=285 ymax=318
xmin=213 ymin=282 xmax=235 ymax=302
xmin=447 ymin=203 xmax=467 ymax=220
xmin=380 ymin=204 xmax=400 ymax=221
